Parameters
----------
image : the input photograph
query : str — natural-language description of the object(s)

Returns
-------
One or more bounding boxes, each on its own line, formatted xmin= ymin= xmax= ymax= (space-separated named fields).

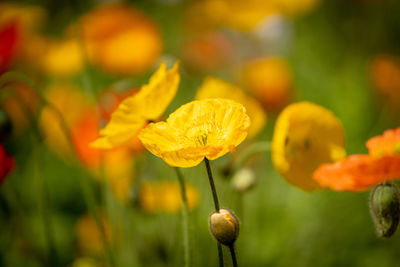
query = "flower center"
xmin=196 ymin=133 xmax=208 ymax=146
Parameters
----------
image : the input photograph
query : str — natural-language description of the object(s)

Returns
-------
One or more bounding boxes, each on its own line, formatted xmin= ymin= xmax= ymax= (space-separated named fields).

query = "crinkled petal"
xmin=166 ymin=98 xmax=250 ymax=160
xmin=139 ymin=122 xmax=223 ymax=167
xmin=313 ymin=154 xmax=400 ymax=192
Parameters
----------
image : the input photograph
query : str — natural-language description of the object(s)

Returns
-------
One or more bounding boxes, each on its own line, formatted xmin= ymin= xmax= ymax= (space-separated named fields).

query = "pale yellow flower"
xmin=91 ymin=61 xmax=180 ymax=149
xmin=138 ymin=98 xmax=251 ymax=167
xmin=196 ymin=77 xmax=266 ymax=138
xmin=272 ymin=102 xmax=346 ymax=191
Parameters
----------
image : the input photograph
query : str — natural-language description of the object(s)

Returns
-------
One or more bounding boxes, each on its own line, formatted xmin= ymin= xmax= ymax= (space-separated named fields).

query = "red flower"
xmin=0 ymin=144 xmax=15 ymax=185
xmin=0 ymin=21 xmax=19 ymax=73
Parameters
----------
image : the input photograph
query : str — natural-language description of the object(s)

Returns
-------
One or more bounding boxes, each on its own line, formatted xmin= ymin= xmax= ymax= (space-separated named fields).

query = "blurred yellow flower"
xmin=41 ymin=38 xmax=84 ymax=76
xmin=102 ymin=149 xmax=135 ymax=203
xmin=240 ymin=57 xmax=292 ymax=112
xmin=138 ymin=98 xmax=251 ymax=167
xmin=196 ymin=77 xmax=266 ymax=138
xmin=0 ymin=3 xmax=46 ymax=33
xmin=196 ymin=0 xmax=320 ymax=32
xmin=70 ymin=257 xmax=103 ymax=267
xmin=139 ymin=181 xmax=200 ymax=214
xmin=272 ymin=102 xmax=346 ymax=191
xmin=182 ymin=32 xmax=234 ymax=73
xmin=91 ymin=61 xmax=180 ymax=149
xmin=75 ymin=213 xmax=111 ymax=256
xmin=81 ymin=3 xmax=162 ymax=75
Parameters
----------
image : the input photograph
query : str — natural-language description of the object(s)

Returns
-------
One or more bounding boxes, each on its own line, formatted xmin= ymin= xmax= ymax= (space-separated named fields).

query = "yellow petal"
xmin=134 ymin=61 xmax=180 ymax=120
xmin=271 ymin=102 xmax=346 ymax=191
xmin=91 ymin=61 xmax=180 ymax=149
xmin=196 ymin=77 xmax=266 ymax=138
xmin=139 ymin=98 xmax=251 ymax=167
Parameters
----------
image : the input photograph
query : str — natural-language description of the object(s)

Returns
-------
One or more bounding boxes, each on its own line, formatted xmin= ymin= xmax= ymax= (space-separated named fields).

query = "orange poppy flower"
xmin=313 ymin=154 xmax=400 ymax=192
xmin=313 ymin=127 xmax=400 ymax=192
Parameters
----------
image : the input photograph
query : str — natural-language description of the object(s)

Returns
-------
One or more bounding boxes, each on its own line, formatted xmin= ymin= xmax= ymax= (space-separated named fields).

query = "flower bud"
xmin=231 ymin=167 xmax=256 ymax=193
xmin=369 ymin=183 xmax=400 ymax=238
xmin=209 ymin=208 xmax=239 ymax=246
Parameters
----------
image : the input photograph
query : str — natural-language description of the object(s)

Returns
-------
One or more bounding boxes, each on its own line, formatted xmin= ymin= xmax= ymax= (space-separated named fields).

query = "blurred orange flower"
xmin=272 ymin=102 xmax=346 ymax=191
xmin=182 ymin=32 xmax=234 ymax=73
xmin=39 ymin=83 xmax=137 ymax=202
xmin=240 ymin=57 xmax=292 ymax=112
xmin=139 ymin=181 xmax=200 ymax=214
xmin=313 ymin=127 xmax=400 ymax=192
xmin=193 ymin=0 xmax=320 ymax=32
xmin=139 ymin=98 xmax=251 ymax=167
xmin=91 ymin=62 xmax=180 ymax=149
xmin=196 ymin=77 xmax=266 ymax=138
xmin=370 ymin=54 xmax=400 ymax=107
xmin=81 ymin=3 xmax=162 ymax=75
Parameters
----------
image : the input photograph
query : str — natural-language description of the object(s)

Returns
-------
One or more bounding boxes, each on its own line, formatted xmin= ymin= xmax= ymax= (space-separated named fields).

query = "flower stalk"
xmin=174 ymin=167 xmax=191 ymax=267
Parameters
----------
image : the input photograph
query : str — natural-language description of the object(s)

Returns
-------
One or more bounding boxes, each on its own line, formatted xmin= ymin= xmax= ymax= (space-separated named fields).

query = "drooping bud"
xmin=369 ymin=183 xmax=400 ymax=238
xmin=231 ymin=167 xmax=256 ymax=193
xmin=209 ymin=208 xmax=239 ymax=246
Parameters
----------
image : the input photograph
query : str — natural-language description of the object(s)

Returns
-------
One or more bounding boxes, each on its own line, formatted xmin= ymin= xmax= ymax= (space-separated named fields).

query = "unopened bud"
xmin=369 ymin=183 xmax=400 ymax=238
xmin=231 ymin=168 xmax=256 ymax=192
xmin=209 ymin=208 xmax=239 ymax=246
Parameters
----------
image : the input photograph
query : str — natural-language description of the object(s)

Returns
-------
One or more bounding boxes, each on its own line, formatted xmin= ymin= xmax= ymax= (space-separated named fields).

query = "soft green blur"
xmin=1 ymin=0 xmax=400 ymax=267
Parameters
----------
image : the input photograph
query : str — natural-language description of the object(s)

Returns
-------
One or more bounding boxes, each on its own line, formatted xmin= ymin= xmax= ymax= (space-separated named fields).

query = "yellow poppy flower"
xmin=196 ymin=77 xmax=266 ymax=138
xmin=91 ymin=61 xmax=180 ymax=149
xmin=272 ymin=102 xmax=346 ymax=191
xmin=138 ymin=98 xmax=251 ymax=167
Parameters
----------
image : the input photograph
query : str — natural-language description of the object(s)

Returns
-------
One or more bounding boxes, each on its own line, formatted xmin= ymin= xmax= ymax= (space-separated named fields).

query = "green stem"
xmin=174 ymin=167 xmax=191 ymax=267
xmin=233 ymin=141 xmax=271 ymax=173
xmin=204 ymin=158 xmax=224 ymax=267
xmin=204 ymin=158 xmax=220 ymax=211
xmin=218 ymin=243 xmax=224 ymax=267
xmin=229 ymin=245 xmax=238 ymax=267
xmin=35 ymin=142 xmax=57 ymax=266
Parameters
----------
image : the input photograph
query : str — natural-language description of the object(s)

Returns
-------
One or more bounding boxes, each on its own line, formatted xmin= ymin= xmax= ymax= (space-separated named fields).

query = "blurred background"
xmin=1 ymin=0 xmax=400 ymax=266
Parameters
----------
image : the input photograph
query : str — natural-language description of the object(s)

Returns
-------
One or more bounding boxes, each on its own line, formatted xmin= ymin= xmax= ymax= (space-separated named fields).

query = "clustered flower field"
xmin=1 ymin=0 xmax=400 ymax=267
